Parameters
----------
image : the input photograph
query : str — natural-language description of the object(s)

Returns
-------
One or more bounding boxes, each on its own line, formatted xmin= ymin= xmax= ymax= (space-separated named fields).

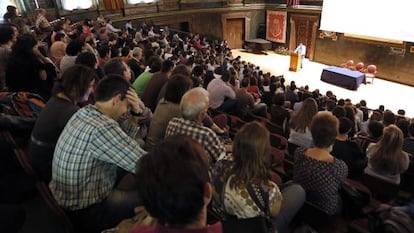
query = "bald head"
xmin=180 ymin=87 xmax=209 ymax=121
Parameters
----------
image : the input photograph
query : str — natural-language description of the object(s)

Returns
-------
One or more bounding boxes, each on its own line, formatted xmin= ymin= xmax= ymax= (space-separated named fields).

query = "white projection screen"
xmin=320 ymin=0 xmax=414 ymax=43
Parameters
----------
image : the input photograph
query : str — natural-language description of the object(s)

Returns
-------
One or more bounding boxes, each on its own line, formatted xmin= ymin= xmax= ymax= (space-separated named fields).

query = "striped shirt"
xmin=50 ymin=105 xmax=146 ymax=210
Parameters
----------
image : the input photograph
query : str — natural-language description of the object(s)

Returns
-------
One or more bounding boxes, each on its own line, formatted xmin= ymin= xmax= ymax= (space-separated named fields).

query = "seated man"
xmin=131 ymin=136 xmax=222 ymax=233
xmin=49 ymin=76 xmax=146 ymax=233
xmin=165 ymin=87 xmax=228 ymax=168
xmin=207 ymin=69 xmax=238 ymax=115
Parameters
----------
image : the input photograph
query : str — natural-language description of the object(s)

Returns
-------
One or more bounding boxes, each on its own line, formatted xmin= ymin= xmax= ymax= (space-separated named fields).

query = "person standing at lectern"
xmin=294 ymin=42 xmax=306 ymax=68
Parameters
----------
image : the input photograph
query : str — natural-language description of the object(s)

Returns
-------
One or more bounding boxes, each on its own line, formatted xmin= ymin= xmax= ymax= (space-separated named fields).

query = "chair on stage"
xmin=365 ymin=64 xmax=377 ymax=84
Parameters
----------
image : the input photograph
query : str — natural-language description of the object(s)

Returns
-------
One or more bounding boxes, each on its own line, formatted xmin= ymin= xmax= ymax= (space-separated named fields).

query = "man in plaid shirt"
xmin=165 ymin=87 xmax=229 ymax=168
xmin=49 ymin=76 xmax=146 ymax=232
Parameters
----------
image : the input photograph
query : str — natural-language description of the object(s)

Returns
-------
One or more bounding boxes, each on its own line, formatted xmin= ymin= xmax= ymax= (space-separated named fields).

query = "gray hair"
xmin=180 ymin=87 xmax=209 ymax=120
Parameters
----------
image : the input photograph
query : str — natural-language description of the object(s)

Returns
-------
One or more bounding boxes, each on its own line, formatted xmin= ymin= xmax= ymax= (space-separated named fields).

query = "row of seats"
xmin=1 ymin=130 xmax=76 ymax=233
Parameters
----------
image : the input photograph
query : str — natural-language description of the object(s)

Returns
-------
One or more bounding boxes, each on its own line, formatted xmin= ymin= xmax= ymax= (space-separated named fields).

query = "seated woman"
xmin=288 ymin=97 xmax=318 ymax=148
xmin=293 ymin=112 xmax=348 ymax=216
xmin=364 ymin=124 xmax=410 ymax=185
xmin=213 ymin=121 xmax=305 ymax=233
xmin=29 ymin=65 xmax=97 ymax=182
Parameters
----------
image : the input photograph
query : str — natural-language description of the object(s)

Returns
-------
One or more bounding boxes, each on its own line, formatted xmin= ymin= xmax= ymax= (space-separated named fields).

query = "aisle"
xmin=231 ymin=49 xmax=414 ymax=118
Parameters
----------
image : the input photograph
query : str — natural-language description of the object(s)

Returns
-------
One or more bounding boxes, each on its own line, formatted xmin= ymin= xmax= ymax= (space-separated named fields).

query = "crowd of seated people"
xmin=1 ymin=10 xmax=414 ymax=232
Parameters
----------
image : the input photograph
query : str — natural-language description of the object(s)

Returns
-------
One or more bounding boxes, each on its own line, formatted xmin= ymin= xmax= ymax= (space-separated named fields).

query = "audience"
xmin=293 ymin=112 xmax=348 ymax=216
xmin=365 ymin=124 xmax=410 ymax=184
xmin=288 ymin=97 xmax=318 ymax=148
xmin=213 ymin=121 xmax=305 ymax=233
xmin=145 ymin=74 xmax=193 ymax=150
xmin=165 ymin=87 xmax=227 ymax=168
xmin=29 ymin=65 xmax=97 ymax=182
xmin=49 ymin=76 xmax=146 ymax=232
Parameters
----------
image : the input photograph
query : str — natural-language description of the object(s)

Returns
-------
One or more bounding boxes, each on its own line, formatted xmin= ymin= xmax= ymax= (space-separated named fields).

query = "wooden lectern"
xmin=289 ymin=52 xmax=302 ymax=72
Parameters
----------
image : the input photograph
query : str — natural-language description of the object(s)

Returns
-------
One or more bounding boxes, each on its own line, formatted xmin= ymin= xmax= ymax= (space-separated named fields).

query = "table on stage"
xmin=244 ymin=38 xmax=272 ymax=52
xmin=321 ymin=66 xmax=366 ymax=90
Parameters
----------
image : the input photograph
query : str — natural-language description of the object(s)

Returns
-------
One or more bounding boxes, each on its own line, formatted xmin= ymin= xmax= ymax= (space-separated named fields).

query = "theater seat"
xmin=361 ymin=172 xmax=399 ymax=203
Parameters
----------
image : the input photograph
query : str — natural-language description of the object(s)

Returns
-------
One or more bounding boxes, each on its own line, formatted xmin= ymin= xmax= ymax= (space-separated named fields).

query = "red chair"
xmin=35 ymin=182 xmax=75 ymax=233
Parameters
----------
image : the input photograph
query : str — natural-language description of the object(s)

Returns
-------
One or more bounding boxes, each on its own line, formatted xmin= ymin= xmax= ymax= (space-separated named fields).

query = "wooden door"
xmin=289 ymin=15 xmax=319 ymax=61
xmin=225 ymin=18 xmax=244 ymax=49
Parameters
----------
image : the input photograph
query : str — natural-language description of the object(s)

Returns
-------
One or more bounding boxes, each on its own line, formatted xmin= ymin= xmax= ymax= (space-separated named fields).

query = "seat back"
xmin=266 ymin=121 xmax=286 ymax=137
xmin=361 ymin=172 xmax=399 ymax=202
xmin=269 ymin=133 xmax=288 ymax=150
xmin=35 ymin=182 xmax=75 ymax=233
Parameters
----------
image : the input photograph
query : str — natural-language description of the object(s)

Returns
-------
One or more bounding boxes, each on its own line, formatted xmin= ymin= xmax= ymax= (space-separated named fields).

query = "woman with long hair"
xmin=288 ymin=97 xmax=318 ymax=148
xmin=213 ymin=121 xmax=304 ymax=233
xmin=5 ymin=34 xmax=51 ymax=99
xmin=365 ymin=124 xmax=410 ymax=184
xmin=29 ymin=65 xmax=97 ymax=182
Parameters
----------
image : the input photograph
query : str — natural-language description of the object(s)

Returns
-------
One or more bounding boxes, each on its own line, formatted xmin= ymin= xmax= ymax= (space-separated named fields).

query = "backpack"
xmin=370 ymin=209 xmax=414 ymax=233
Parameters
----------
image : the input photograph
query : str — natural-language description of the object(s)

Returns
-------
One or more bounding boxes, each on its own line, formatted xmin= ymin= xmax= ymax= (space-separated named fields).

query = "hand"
xmin=125 ymin=88 xmax=141 ymax=113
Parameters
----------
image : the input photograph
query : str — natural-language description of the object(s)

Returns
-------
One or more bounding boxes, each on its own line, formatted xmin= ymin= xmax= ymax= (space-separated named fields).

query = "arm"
xmin=268 ymin=182 xmax=283 ymax=217
xmin=91 ymin=122 xmax=146 ymax=174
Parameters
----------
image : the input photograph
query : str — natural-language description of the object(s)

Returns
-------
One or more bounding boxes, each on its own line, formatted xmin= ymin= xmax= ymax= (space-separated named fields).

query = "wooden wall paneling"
xmin=158 ymin=0 xmax=180 ymax=12
xmin=221 ymin=12 xmax=251 ymax=46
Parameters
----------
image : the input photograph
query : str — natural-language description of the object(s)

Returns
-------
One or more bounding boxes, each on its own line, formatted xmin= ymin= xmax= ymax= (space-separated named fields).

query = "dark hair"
xmin=408 ymin=123 xmax=414 ymax=137
xmin=53 ymin=65 xmax=97 ymax=102
xmin=121 ymin=46 xmax=130 ymax=57
xmin=383 ymin=110 xmax=396 ymax=126
xmin=54 ymin=32 xmax=66 ymax=42
xmin=75 ymin=52 xmax=97 ymax=69
xmin=332 ymin=106 xmax=346 ymax=118
xmin=164 ymin=74 xmax=193 ymax=103
xmin=338 ymin=117 xmax=353 ymax=134
xmin=94 ymin=75 xmax=130 ymax=102
xmin=65 ymin=39 xmax=85 ymax=56
xmin=161 ymin=59 xmax=175 ymax=73
xmin=103 ymin=57 xmax=127 ymax=76
xmin=368 ymin=120 xmax=384 ymax=139
xmin=171 ymin=64 xmax=191 ymax=77
xmin=148 ymin=56 xmax=162 ymax=73
xmin=11 ymin=34 xmax=37 ymax=57
xmin=192 ymin=65 xmax=204 ymax=77
xmin=311 ymin=112 xmax=339 ymax=148
xmin=0 ymin=24 xmax=15 ymax=44
xmin=395 ymin=119 xmax=410 ymax=138
xmin=98 ymin=44 xmax=110 ymax=58
xmin=221 ymin=70 xmax=230 ymax=82
xmin=136 ymin=136 xmax=210 ymax=227
xmin=272 ymin=92 xmax=285 ymax=106
xmin=240 ymin=77 xmax=249 ymax=88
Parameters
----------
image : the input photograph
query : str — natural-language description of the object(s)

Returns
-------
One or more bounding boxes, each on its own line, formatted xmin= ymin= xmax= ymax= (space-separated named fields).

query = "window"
xmin=0 ymin=0 xmax=17 ymax=18
xmin=61 ymin=0 xmax=93 ymax=11
xmin=127 ymin=0 xmax=156 ymax=4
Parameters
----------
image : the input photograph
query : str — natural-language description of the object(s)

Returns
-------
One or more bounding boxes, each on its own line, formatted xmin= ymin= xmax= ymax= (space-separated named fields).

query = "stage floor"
xmin=231 ymin=49 xmax=414 ymax=118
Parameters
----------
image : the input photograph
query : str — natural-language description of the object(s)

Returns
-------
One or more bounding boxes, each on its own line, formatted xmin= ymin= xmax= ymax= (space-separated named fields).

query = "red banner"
xmin=266 ymin=11 xmax=287 ymax=43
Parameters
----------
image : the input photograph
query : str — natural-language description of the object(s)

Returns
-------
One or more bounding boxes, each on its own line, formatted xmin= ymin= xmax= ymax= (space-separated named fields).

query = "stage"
xmin=231 ymin=49 xmax=414 ymax=118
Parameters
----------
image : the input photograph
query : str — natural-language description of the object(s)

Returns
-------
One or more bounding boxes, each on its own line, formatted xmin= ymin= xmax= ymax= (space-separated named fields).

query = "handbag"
xmin=222 ymin=182 xmax=275 ymax=233
xmin=339 ymin=181 xmax=370 ymax=218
